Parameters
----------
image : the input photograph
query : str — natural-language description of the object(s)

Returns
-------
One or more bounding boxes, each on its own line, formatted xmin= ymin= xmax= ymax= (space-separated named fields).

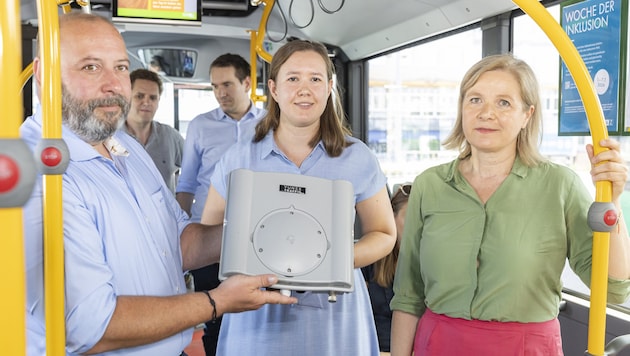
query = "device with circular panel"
xmin=219 ymin=169 xmax=354 ymax=298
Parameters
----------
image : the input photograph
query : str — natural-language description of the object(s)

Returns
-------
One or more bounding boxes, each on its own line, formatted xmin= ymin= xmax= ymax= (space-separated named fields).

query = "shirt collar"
xmin=218 ymin=101 xmax=258 ymax=122
xmin=104 ymin=136 xmax=130 ymax=157
xmin=33 ymin=108 xmax=130 ymax=161
xmin=259 ymin=131 xmax=277 ymax=160
xmin=258 ymin=130 xmax=326 ymax=161
xmin=445 ymin=155 xmax=529 ymax=183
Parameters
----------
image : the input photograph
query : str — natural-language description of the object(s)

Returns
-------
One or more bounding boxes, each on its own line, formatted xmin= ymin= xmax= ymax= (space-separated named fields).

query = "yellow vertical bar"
xmin=20 ymin=63 xmax=34 ymax=91
xmin=248 ymin=30 xmax=267 ymax=104
xmin=36 ymin=1 xmax=66 ymax=355
xmin=249 ymin=29 xmax=259 ymax=102
xmin=0 ymin=0 xmax=26 ymax=354
xmin=512 ymin=1 xmax=612 ymax=355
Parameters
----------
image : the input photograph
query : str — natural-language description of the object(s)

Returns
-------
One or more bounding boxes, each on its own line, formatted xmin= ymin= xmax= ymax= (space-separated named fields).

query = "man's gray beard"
xmin=61 ymin=87 xmax=130 ymax=144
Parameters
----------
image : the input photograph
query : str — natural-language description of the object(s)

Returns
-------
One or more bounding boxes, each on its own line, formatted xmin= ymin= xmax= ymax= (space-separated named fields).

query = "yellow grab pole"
xmin=248 ymin=30 xmax=268 ymax=104
xmin=248 ymin=0 xmax=274 ymax=104
xmin=36 ymin=0 xmax=66 ymax=355
xmin=254 ymin=0 xmax=274 ymax=63
xmin=20 ymin=63 xmax=34 ymax=92
xmin=513 ymin=1 xmax=611 ymax=355
xmin=0 ymin=0 xmax=27 ymax=353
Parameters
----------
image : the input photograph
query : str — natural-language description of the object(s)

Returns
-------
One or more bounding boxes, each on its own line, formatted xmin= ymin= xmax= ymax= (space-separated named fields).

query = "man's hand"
xmin=212 ymin=274 xmax=297 ymax=315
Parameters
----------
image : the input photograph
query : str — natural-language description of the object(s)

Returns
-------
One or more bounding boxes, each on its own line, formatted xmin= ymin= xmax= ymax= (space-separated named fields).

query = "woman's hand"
xmin=586 ymin=138 xmax=628 ymax=202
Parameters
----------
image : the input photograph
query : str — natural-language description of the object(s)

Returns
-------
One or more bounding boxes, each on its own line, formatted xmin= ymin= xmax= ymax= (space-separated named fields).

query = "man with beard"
xmin=21 ymin=12 xmax=296 ymax=356
xmin=175 ymin=53 xmax=265 ymax=356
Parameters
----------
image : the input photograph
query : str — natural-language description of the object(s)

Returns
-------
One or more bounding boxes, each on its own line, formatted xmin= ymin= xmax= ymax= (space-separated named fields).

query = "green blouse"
xmin=391 ymin=157 xmax=630 ymax=322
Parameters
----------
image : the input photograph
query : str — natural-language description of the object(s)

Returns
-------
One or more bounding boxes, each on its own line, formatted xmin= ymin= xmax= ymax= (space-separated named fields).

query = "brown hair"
xmin=253 ymin=40 xmax=352 ymax=157
xmin=130 ymin=68 xmax=163 ymax=94
xmin=210 ymin=53 xmax=251 ymax=83
xmin=372 ymin=185 xmax=410 ymax=287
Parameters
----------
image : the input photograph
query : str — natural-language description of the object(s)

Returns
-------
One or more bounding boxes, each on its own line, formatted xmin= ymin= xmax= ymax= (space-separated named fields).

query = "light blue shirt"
xmin=211 ymin=131 xmax=385 ymax=356
xmin=22 ymin=109 xmax=192 ymax=356
xmin=176 ymin=104 xmax=265 ymax=222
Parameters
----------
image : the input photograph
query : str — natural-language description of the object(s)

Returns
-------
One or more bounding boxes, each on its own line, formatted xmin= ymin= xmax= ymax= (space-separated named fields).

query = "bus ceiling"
xmin=21 ymin=0 xmax=522 ymax=58
xmin=20 ymin=0 xmax=522 ymax=85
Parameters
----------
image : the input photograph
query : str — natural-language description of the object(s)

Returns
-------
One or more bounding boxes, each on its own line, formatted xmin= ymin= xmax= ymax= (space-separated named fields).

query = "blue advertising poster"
xmin=559 ymin=0 xmax=622 ymax=135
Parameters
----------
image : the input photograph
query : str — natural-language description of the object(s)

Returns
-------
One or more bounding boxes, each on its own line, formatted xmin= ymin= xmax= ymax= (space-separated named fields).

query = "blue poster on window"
xmin=559 ymin=0 xmax=622 ymax=135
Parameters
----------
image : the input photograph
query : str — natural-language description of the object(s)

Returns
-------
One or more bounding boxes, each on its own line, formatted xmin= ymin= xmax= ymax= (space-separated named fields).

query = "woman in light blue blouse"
xmin=390 ymin=54 xmax=630 ymax=355
xmin=201 ymin=40 xmax=397 ymax=355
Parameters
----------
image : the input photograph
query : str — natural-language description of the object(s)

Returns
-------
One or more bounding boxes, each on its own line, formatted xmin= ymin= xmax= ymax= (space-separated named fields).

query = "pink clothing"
xmin=414 ymin=309 xmax=563 ymax=356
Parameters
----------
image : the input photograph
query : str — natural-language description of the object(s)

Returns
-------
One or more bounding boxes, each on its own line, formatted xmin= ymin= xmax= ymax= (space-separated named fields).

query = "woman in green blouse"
xmin=390 ymin=54 xmax=630 ymax=355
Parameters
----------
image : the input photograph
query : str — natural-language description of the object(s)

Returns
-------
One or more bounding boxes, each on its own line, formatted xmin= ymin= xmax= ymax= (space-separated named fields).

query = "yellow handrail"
xmin=0 ymin=0 xmax=27 ymax=354
xmin=513 ymin=1 xmax=612 ymax=355
xmin=36 ymin=0 xmax=66 ymax=355
xmin=20 ymin=63 xmax=34 ymax=92
xmin=248 ymin=30 xmax=268 ymax=104
xmin=248 ymin=0 xmax=275 ymax=104
xmin=253 ymin=0 xmax=274 ymax=64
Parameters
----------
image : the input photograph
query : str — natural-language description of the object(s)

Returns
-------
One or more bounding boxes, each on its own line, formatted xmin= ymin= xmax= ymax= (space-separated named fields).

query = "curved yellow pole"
xmin=513 ymin=1 xmax=611 ymax=355
xmin=248 ymin=0 xmax=274 ymax=104
xmin=19 ymin=1 xmax=73 ymax=93
xmin=0 ymin=0 xmax=27 ymax=353
xmin=20 ymin=63 xmax=34 ymax=92
xmin=36 ymin=0 xmax=66 ymax=355
xmin=254 ymin=0 xmax=274 ymax=63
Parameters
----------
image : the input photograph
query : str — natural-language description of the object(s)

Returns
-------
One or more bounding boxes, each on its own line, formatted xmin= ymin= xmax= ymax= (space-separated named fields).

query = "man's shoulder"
xmin=20 ymin=115 xmax=42 ymax=147
xmin=153 ymin=121 xmax=180 ymax=133
xmin=251 ymin=105 xmax=267 ymax=117
xmin=191 ymin=108 xmax=219 ymax=121
xmin=152 ymin=122 xmax=184 ymax=143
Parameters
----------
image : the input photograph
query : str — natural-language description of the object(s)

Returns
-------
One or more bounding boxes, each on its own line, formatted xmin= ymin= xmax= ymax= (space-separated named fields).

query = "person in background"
xmin=362 ymin=183 xmax=410 ymax=355
xmin=390 ymin=53 xmax=630 ymax=355
xmin=175 ymin=53 xmax=265 ymax=355
xmin=201 ymin=39 xmax=397 ymax=356
xmin=119 ymin=68 xmax=184 ymax=193
xmin=149 ymin=55 xmax=169 ymax=76
xmin=21 ymin=12 xmax=296 ymax=356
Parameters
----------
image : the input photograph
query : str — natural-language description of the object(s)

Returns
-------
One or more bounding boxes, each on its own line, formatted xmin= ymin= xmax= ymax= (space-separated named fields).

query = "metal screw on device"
xmin=328 ymin=291 xmax=337 ymax=303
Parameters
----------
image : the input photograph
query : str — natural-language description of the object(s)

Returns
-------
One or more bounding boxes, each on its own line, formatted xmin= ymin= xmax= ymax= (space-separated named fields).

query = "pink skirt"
xmin=414 ymin=309 xmax=563 ymax=356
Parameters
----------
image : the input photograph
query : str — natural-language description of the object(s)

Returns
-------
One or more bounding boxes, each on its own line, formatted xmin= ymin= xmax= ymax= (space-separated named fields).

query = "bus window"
xmin=367 ymin=28 xmax=482 ymax=189
xmin=152 ymin=82 xmax=176 ymax=128
xmin=177 ymin=87 xmax=217 ymax=138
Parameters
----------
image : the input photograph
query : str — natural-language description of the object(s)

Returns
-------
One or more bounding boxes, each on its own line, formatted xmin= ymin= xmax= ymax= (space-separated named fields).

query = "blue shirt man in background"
xmin=175 ymin=53 xmax=265 ymax=356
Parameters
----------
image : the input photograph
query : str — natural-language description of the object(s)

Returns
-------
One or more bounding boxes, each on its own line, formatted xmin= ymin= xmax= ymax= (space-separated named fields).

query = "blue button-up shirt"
xmin=22 ymin=108 xmax=192 ymax=355
xmin=211 ymin=131 xmax=386 ymax=355
xmin=176 ymin=104 xmax=265 ymax=222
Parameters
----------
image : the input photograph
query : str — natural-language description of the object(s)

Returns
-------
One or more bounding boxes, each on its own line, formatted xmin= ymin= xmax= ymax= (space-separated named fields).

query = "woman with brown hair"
xmin=201 ymin=39 xmax=396 ymax=355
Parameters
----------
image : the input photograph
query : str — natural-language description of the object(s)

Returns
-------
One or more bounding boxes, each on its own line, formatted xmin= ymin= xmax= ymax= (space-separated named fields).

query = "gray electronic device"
xmin=219 ymin=169 xmax=355 ymax=301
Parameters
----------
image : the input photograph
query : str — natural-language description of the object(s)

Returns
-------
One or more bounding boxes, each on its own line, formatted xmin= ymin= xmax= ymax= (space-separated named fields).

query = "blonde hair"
xmin=442 ymin=54 xmax=546 ymax=166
